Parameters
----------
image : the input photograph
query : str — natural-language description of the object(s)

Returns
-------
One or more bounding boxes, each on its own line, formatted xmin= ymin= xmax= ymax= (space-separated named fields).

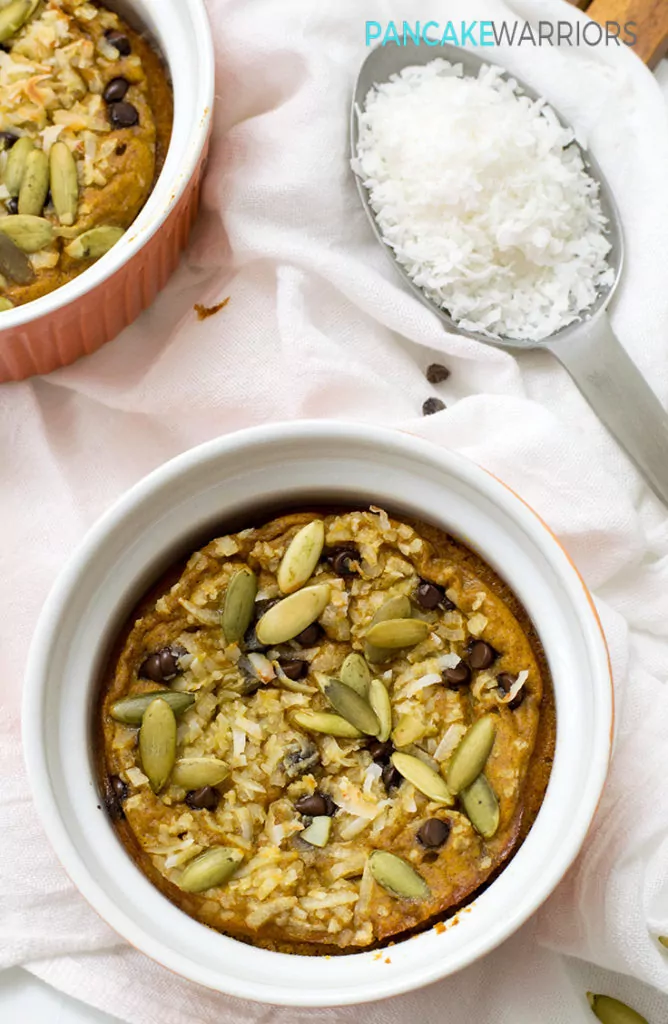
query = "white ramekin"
xmin=22 ymin=422 xmax=613 ymax=1006
xmin=0 ymin=0 xmax=214 ymax=381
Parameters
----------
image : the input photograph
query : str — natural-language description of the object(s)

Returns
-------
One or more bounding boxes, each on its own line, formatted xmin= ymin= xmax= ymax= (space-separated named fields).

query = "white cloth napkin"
xmin=2 ymin=0 xmax=668 ymax=1020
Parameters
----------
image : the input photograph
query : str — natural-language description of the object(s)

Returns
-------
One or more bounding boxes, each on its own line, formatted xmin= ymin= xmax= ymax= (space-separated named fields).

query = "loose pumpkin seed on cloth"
xmin=99 ymin=507 xmax=550 ymax=956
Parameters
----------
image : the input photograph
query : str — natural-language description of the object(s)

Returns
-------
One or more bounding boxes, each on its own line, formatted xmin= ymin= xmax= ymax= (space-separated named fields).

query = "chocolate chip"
xmin=381 ymin=764 xmax=402 ymax=792
xmin=414 ymin=580 xmax=455 ymax=612
xmin=367 ymin=740 xmax=394 ymax=764
xmin=415 ymin=580 xmax=443 ymax=610
xmin=108 ymin=101 xmax=139 ymax=129
xmin=328 ymin=547 xmax=357 ymax=576
xmin=422 ymin=397 xmax=446 ymax=416
xmin=103 ymin=76 xmax=130 ymax=104
xmin=139 ymin=645 xmax=186 ymax=682
xmin=294 ymin=622 xmax=322 ymax=646
xmin=5 ymin=197 xmax=18 ymax=215
xmin=104 ymin=775 xmax=128 ymax=820
xmin=417 ymin=818 xmax=451 ymax=848
xmin=442 ymin=662 xmax=471 ymax=689
xmin=255 ymin=598 xmax=279 ymax=616
xmin=497 ymin=672 xmax=525 ymax=710
xmin=185 ymin=786 xmax=220 ymax=811
xmin=426 ymin=363 xmax=450 ymax=384
xmin=295 ymin=792 xmax=336 ymax=817
xmin=115 ymin=142 xmax=127 ymax=156
xmin=280 ymin=659 xmax=307 ymax=681
xmin=469 ymin=640 xmax=496 ymax=670
xmin=111 ymin=775 xmax=129 ymax=801
xmin=105 ymin=29 xmax=131 ymax=55
xmin=0 ymin=131 xmax=18 ymax=150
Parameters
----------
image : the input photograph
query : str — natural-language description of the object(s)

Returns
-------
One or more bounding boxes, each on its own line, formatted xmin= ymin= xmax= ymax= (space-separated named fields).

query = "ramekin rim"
xmin=22 ymin=420 xmax=613 ymax=1005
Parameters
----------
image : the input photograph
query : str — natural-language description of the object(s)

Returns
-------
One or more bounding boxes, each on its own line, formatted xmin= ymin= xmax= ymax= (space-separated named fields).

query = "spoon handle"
xmin=546 ymin=313 xmax=668 ymax=506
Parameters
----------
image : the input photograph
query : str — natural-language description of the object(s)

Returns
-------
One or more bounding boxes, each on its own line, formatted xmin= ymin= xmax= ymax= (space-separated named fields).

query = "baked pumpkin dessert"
xmin=99 ymin=508 xmax=555 ymax=953
xmin=0 ymin=0 xmax=172 ymax=310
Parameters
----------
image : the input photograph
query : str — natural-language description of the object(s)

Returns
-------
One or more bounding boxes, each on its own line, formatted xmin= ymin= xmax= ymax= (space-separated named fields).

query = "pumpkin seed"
xmin=369 ymin=678 xmax=392 ymax=741
xmin=256 ymin=583 xmax=330 ymax=645
xmin=322 ymin=677 xmax=379 ymax=736
xmin=460 ymin=774 xmax=500 ymax=838
xmin=447 ymin=715 xmax=497 ymax=795
xmin=0 ymin=232 xmax=34 ymax=284
xmin=171 ymin=757 xmax=228 ymax=789
xmin=301 ymin=815 xmax=331 ymax=847
xmin=368 ymin=850 xmax=430 ymax=900
xmin=179 ymin=847 xmax=243 ymax=893
xmin=0 ymin=231 xmax=34 ymax=284
xmin=365 ymin=595 xmax=413 ymax=663
xmin=366 ymin=618 xmax=430 ymax=650
xmin=18 ymin=148 xmax=49 ymax=216
xmin=392 ymin=713 xmax=425 ymax=748
xmin=0 ymin=215 xmax=54 ymax=253
xmin=4 ymin=136 xmax=33 ymax=196
xmin=277 ymin=519 xmax=325 ymax=594
xmin=0 ymin=0 xmax=33 ymax=45
xmin=65 ymin=225 xmax=124 ymax=260
xmin=403 ymin=745 xmax=441 ymax=774
xmin=110 ymin=690 xmax=195 ymax=725
xmin=659 ymin=936 xmax=668 ymax=949
xmin=0 ymin=297 xmax=14 ymax=311
xmin=139 ymin=697 xmax=176 ymax=792
xmin=586 ymin=993 xmax=648 ymax=1024
xmin=340 ymin=652 xmax=371 ymax=697
xmin=372 ymin=596 xmax=412 ymax=623
xmin=364 ymin=641 xmax=392 ymax=665
xmin=222 ymin=567 xmax=257 ymax=644
xmin=49 ymin=141 xmax=79 ymax=226
xmin=291 ymin=710 xmax=362 ymax=739
xmin=391 ymin=752 xmax=454 ymax=805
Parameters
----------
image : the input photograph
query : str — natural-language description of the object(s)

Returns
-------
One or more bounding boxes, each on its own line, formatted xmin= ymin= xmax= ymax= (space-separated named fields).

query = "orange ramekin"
xmin=0 ymin=0 xmax=214 ymax=383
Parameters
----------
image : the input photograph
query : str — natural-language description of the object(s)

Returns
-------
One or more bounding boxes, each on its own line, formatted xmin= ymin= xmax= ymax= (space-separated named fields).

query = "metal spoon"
xmin=351 ymin=42 xmax=668 ymax=505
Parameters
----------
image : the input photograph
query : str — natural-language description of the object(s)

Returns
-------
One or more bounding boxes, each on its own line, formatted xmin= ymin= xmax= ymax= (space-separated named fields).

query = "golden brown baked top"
xmin=100 ymin=509 xmax=554 ymax=953
xmin=0 ymin=0 xmax=172 ymax=309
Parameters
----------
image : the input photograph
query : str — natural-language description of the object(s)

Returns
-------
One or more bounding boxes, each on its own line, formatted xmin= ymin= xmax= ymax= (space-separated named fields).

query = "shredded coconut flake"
xmin=434 ymin=723 xmax=467 ymax=762
xmin=353 ymin=59 xmax=613 ymax=342
xmin=402 ymin=671 xmax=443 ymax=698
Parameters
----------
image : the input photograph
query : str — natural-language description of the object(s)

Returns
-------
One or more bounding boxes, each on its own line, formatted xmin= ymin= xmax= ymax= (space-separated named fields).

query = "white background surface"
xmin=2 ymin=42 xmax=667 ymax=1024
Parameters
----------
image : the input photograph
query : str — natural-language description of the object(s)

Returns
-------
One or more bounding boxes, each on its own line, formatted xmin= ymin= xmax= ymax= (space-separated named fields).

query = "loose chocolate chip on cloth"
xmin=422 ymin=397 xmax=446 ymax=416
xmin=426 ymin=363 xmax=450 ymax=383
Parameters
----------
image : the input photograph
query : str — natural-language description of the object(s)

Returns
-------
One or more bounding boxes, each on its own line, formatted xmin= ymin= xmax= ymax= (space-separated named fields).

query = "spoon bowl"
xmin=351 ymin=42 xmax=668 ymax=504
